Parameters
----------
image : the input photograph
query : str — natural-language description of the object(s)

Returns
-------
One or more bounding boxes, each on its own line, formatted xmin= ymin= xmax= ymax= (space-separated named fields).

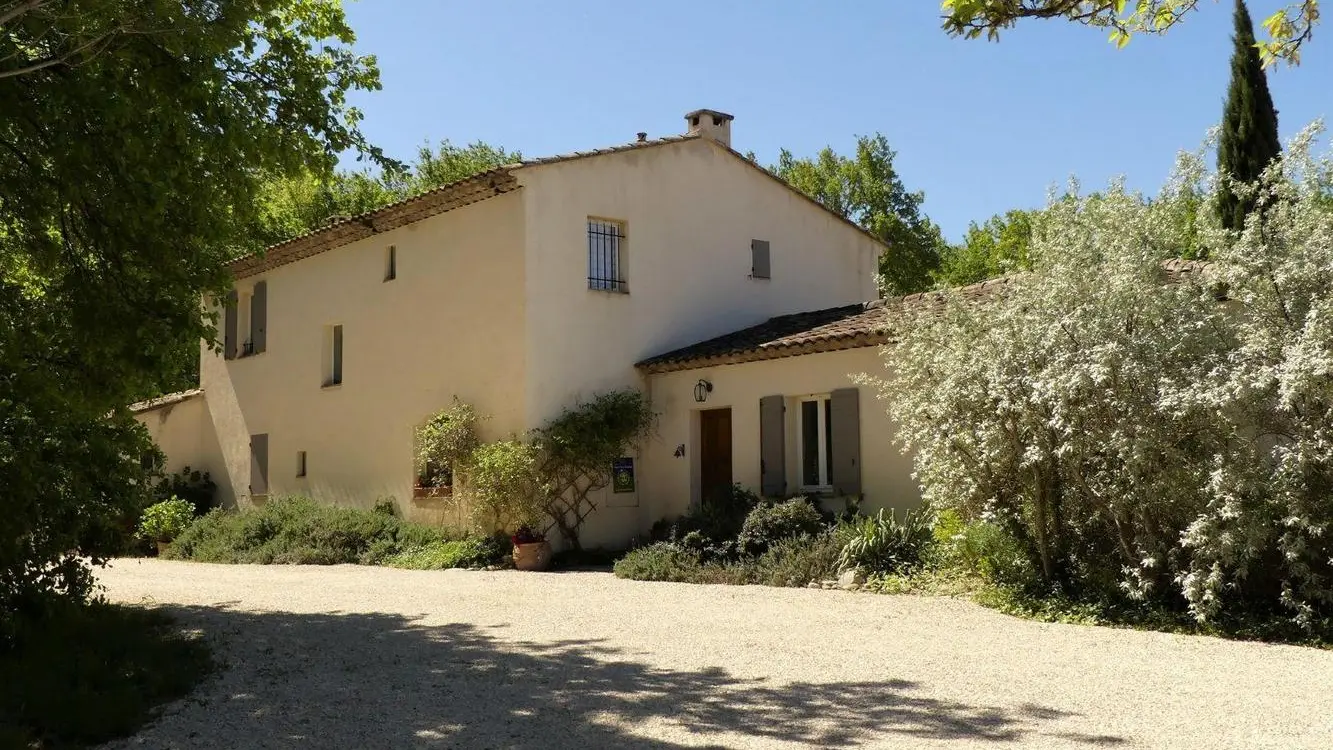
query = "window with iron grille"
xmin=587 ymin=219 xmax=626 ymax=292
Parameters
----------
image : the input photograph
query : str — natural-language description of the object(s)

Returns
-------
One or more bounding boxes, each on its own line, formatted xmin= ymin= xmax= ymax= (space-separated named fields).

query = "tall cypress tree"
xmin=1217 ymin=0 xmax=1282 ymax=233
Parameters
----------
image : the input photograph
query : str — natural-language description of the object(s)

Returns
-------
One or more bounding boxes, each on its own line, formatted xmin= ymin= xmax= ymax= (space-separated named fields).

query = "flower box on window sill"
xmin=413 ymin=485 xmax=452 ymax=500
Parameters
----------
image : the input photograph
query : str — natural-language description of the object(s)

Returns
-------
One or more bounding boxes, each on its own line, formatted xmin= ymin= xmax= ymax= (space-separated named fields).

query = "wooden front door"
xmin=699 ymin=408 xmax=733 ymax=504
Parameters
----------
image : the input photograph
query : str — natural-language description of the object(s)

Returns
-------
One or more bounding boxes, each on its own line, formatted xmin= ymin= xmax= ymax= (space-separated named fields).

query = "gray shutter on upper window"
xmin=751 ymin=239 xmax=771 ymax=279
xmin=760 ymin=395 xmax=785 ymax=496
xmin=830 ymin=387 xmax=861 ymax=497
xmin=224 ymin=291 xmax=238 ymax=360
xmin=251 ymin=281 xmax=267 ymax=354
xmin=250 ymin=433 xmax=269 ymax=495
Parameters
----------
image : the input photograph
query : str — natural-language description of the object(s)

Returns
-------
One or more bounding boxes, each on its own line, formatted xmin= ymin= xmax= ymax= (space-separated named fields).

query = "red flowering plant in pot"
xmin=510 ymin=526 xmax=552 ymax=572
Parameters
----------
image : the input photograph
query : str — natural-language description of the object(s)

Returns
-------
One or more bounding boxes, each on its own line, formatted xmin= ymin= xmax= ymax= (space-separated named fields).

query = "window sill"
xmin=321 ymin=382 xmax=343 ymax=390
xmin=413 ymin=486 xmax=452 ymax=500
xmin=798 ymin=486 xmax=835 ymax=496
xmin=588 ymin=287 xmax=629 ymax=295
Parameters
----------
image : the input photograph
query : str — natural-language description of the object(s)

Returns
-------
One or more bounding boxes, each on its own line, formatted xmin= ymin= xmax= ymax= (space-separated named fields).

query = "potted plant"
xmin=138 ymin=496 xmax=196 ymax=555
xmin=510 ymin=526 xmax=552 ymax=571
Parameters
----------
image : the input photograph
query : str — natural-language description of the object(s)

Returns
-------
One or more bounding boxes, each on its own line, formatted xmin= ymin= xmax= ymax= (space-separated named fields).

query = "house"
xmin=132 ymin=108 xmax=923 ymax=548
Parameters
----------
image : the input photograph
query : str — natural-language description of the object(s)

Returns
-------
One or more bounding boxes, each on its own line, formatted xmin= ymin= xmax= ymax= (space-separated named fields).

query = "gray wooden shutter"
xmin=224 ymin=291 xmax=238 ymax=360
xmin=830 ymin=387 xmax=861 ymax=496
xmin=332 ymin=325 xmax=343 ymax=384
xmin=751 ymin=239 xmax=770 ymax=279
xmin=250 ymin=433 xmax=269 ymax=495
xmin=760 ymin=395 xmax=785 ymax=496
xmin=251 ymin=281 xmax=267 ymax=354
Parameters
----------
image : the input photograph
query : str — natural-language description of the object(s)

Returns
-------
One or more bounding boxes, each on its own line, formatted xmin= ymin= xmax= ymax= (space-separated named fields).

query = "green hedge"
xmin=166 ymin=496 xmax=498 ymax=567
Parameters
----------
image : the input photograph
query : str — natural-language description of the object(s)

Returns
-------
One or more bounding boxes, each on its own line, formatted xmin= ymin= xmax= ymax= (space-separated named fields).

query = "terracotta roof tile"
xmin=228 ymin=136 xmax=701 ymax=279
xmin=129 ymin=388 xmax=203 ymax=414
xmin=229 ymin=132 xmax=889 ymax=280
xmin=637 ymin=259 xmax=1211 ymax=374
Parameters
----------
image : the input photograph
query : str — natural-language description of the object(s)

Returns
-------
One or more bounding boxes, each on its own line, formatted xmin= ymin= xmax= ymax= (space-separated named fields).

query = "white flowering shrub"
xmin=1177 ymin=126 xmax=1333 ymax=628
xmin=870 ymin=124 xmax=1333 ymax=629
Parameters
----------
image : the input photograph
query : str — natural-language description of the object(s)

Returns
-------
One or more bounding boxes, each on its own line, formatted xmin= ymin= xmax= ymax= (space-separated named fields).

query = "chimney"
xmin=684 ymin=108 xmax=734 ymax=149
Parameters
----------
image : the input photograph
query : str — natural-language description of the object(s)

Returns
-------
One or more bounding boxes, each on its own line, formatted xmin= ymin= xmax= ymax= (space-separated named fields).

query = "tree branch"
xmin=0 ymin=0 xmax=49 ymax=30
xmin=0 ymin=29 xmax=115 ymax=80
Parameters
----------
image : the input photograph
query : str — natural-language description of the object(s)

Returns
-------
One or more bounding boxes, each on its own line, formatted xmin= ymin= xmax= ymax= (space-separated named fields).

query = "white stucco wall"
xmin=638 ymin=347 xmax=921 ymax=534
xmin=516 ymin=139 xmax=882 ymax=547
xmin=200 ymin=191 xmax=528 ymax=522
xmin=133 ymin=393 xmax=226 ymax=495
xmin=148 ymin=136 xmax=890 ymax=544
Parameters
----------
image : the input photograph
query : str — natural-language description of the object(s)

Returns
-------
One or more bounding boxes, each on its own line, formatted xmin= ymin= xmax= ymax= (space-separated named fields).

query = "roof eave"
xmin=636 ymin=332 xmax=889 ymax=374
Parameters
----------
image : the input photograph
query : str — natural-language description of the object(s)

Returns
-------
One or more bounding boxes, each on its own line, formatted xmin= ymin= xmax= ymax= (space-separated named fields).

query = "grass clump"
xmin=0 ymin=603 xmax=212 ymax=748
xmin=167 ymin=496 xmax=463 ymax=566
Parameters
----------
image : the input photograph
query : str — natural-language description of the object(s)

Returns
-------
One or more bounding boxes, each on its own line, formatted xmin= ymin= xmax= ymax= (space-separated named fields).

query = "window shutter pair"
xmin=223 ymin=282 xmax=267 ymax=358
xmin=759 ymin=388 xmax=860 ymax=497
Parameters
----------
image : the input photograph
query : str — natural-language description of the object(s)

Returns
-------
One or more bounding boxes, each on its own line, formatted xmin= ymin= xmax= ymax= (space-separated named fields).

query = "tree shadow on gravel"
xmin=108 ymin=605 xmax=1125 ymax=749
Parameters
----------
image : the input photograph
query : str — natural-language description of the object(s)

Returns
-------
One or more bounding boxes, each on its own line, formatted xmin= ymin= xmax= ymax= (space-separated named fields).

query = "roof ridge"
xmin=228 ymin=135 xmax=703 ymax=279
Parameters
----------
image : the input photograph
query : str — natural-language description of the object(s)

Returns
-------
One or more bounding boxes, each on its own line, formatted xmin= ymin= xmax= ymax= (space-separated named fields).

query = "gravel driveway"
xmin=97 ymin=559 xmax=1333 ymax=749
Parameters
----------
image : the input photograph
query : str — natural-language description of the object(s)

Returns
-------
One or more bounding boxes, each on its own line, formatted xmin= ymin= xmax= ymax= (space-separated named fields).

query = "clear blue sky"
xmin=341 ymin=0 xmax=1331 ymax=242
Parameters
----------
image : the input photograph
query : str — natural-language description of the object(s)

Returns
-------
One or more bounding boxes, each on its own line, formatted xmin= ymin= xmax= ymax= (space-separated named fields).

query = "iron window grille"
xmin=241 ymin=339 xmax=255 ymax=357
xmin=587 ymin=219 xmax=626 ymax=292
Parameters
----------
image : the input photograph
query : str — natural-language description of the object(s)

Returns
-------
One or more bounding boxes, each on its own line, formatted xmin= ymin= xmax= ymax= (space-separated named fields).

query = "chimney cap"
xmin=636 ymin=132 xmax=648 ymax=142
xmin=684 ymin=108 xmax=734 ymax=122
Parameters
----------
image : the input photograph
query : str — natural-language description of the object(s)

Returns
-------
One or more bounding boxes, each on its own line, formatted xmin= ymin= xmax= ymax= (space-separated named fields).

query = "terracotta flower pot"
xmin=512 ymin=541 xmax=552 ymax=571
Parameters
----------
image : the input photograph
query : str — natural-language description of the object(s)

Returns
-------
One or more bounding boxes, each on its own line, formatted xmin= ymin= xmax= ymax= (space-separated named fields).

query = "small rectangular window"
xmin=415 ymin=458 xmax=453 ymax=498
xmin=798 ymin=395 xmax=833 ymax=490
xmin=324 ymin=324 xmax=343 ymax=387
xmin=751 ymin=239 xmax=771 ymax=279
xmin=384 ymin=245 xmax=396 ymax=282
xmin=296 ymin=451 xmax=307 ymax=478
xmin=588 ymin=219 xmax=627 ymax=292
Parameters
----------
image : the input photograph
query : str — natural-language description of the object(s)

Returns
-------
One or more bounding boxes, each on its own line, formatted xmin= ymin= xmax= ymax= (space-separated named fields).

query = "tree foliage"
xmin=941 ymin=0 xmax=1320 ymax=65
xmin=465 ymin=440 xmax=545 ymax=534
xmin=0 ymin=0 xmax=382 ymax=627
xmin=773 ymin=134 xmax=947 ymax=296
xmin=251 ymin=140 xmax=520 ymax=252
xmin=936 ymin=209 xmax=1038 ymax=287
xmin=871 ymin=125 xmax=1333 ymax=630
xmin=415 ymin=398 xmax=483 ymax=486
xmin=1217 ymin=0 xmax=1282 ymax=233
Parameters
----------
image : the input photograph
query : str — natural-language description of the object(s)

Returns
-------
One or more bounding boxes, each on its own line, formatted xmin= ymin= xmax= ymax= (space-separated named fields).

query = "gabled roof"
xmin=229 ymin=133 xmax=887 ymax=279
xmin=129 ymin=388 xmax=203 ymax=414
xmin=636 ymin=259 xmax=1212 ymax=374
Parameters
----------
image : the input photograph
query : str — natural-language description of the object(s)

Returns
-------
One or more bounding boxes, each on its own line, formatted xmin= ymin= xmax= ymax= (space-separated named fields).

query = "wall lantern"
xmin=693 ymin=379 xmax=713 ymax=403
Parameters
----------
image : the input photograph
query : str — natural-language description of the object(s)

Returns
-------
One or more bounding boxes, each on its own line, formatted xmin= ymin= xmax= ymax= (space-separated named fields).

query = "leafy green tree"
xmin=1217 ymin=0 xmax=1282 ymax=233
xmin=251 ymin=140 xmax=519 ymax=251
xmin=773 ymin=134 xmax=947 ymax=296
xmin=0 ymin=0 xmax=382 ymax=627
xmin=409 ymin=140 xmax=519 ymax=192
xmin=941 ymin=0 xmax=1319 ymax=64
xmin=936 ymin=209 xmax=1037 ymax=287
